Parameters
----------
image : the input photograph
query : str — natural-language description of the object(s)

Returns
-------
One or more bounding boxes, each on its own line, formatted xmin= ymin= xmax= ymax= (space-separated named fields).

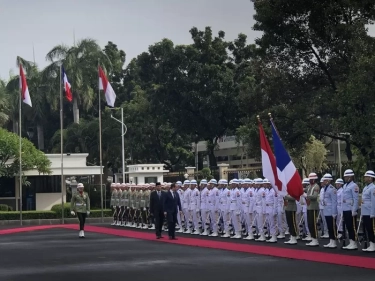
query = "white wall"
xmin=128 ymin=173 xmax=164 ymax=184
xmin=36 ymin=193 xmax=65 ymax=211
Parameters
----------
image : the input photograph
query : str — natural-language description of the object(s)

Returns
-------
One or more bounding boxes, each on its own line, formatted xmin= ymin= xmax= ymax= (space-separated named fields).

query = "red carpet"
xmin=61 ymin=224 xmax=375 ymax=270
xmin=0 ymin=225 xmax=57 ymax=235
xmin=2 ymin=224 xmax=375 ymax=270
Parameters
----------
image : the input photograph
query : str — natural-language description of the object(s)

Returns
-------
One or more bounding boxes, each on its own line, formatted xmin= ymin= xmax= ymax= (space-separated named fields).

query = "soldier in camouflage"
xmin=70 ymin=183 xmax=90 ymax=238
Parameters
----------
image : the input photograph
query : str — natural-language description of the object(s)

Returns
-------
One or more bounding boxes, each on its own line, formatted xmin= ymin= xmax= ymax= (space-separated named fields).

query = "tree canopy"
xmin=2 ymin=1 xmax=375 ymax=174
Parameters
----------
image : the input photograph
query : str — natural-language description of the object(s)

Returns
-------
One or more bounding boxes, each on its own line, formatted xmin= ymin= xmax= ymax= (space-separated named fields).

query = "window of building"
xmin=216 ymin=156 xmax=228 ymax=161
xmin=145 ymin=177 xmax=157 ymax=183
xmin=28 ymin=176 xmax=61 ymax=193
xmin=0 ymin=177 xmax=15 ymax=197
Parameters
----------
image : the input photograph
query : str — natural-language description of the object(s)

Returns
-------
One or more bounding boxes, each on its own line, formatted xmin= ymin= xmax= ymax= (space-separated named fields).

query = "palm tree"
xmin=0 ymin=79 xmax=9 ymax=127
xmin=42 ymin=38 xmax=112 ymax=124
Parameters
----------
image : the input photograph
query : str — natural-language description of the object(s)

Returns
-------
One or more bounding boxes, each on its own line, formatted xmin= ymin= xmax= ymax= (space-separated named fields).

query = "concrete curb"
xmin=0 ymin=217 xmax=113 ymax=226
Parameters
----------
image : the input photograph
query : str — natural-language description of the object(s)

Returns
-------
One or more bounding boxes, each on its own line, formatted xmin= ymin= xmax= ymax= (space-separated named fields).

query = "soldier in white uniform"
xmin=341 ymin=169 xmax=360 ymax=250
xmin=335 ymin=179 xmax=344 ymax=238
xmin=200 ymin=179 xmax=210 ymax=236
xmin=229 ymin=179 xmax=242 ymax=239
xmin=254 ymin=178 xmax=267 ymax=241
xmin=176 ymin=181 xmax=184 ymax=232
xmin=301 ymin=178 xmax=311 ymax=241
xmin=263 ymin=179 xmax=278 ymax=243
xmin=182 ymin=180 xmax=192 ymax=234
xmin=360 ymin=170 xmax=375 ymax=252
xmin=220 ymin=180 xmax=231 ymax=238
xmin=241 ymin=179 xmax=251 ymax=238
xmin=321 ymin=173 xmax=338 ymax=248
xmin=110 ymin=183 xmax=117 ymax=225
xmin=114 ymin=183 xmax=121 ymax=226
xmin=208 ymin=179 xmax=220 ymax=237
xmin=276 ymin=183 xmax=288 ymax=239
xmin=319 ymin=178 xmax=329 ymax=238
xmin=189 ymin=180 xmax=201 ymax=235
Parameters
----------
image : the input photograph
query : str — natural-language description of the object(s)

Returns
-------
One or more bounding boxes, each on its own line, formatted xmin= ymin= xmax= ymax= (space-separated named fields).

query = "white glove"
xmin=70 ymin=211 xmax=75 ymax=216
xmin=196 ymin=209 xmax=200 ymax=213
xmin=352 ymin=211 xmax=357 ymax=216
xmin=332 ymin=214 xmax=337 ymax=218
xmin=303 ymin=193 xmax=307 ymax=198
xmin=127 ymin=207 xmax=130 ymax=209
xmin=143 ymin=207 xmax=146 ymax=211
xmin=87 ymin=211 xmax=90 ymax=215
xmin=113 ymin=206 xmax=116 ymax=209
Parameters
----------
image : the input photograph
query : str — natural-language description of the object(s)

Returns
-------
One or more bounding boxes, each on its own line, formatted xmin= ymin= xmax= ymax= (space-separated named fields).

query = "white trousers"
xmin=336 ymin=209 xmax=343 ymax=232
xmin=201 ymin=209 xmax=210 ymax=230
xmin=303 ymin=211 xmax=310 ymax=234
xmin=222 ymin=210 xmax=231 ymax=231
xmin=255 ymin=211 xmax=264 ymax=234
xmin=277 ymin=211 xmax=287 ymax=233
xmin=183 ymin=208 xmax=190 ymax=228
xmin=190 ymin=209 xmax=199 ymax=230
xmin=230 ymin=210 xmax=241 ymax=232
xmin=210 ymin=209 xmax=219 ymax=233
xmin=320 ymin=210 xmax=328 ymax=234
xmin=267 ymin=213 xmax=277 ymax=235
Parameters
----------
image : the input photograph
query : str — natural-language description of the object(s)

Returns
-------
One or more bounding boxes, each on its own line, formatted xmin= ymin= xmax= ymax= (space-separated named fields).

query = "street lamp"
xmin=184 ymin=173 xmax=189 ymax=179
xmin=130 ymin=176 xmax=133 ymax=184
xmin=337 ymin=132 xmax=351 ymax=178
xmin=108 ymin=107 xmax=127 ymax=184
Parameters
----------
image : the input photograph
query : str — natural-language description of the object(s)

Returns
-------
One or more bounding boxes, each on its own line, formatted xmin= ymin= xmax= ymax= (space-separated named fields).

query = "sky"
xmin=0 ymin=0 xmax=260 ymax=79
xmin=1 ymin=0 xmax=374 ymax=80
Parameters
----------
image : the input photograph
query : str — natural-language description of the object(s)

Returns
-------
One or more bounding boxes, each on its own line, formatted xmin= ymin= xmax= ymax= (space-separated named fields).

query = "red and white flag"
xmin=62 ymin=66 xmax=73 ymax=102
xmin=98 ymin=66 xmax=116 ymax=107
xmin=259 ymin=120 xmax=283 ymax=193
xmin=19 ymin=65 xmax=32 ymax=107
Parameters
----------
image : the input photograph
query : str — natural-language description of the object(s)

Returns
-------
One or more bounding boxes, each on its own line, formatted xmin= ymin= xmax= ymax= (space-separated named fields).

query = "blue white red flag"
xmin=62 ymin=66 xmax=73 ymax=102
xmin=270 ymin=122 xmax=303 ymax=199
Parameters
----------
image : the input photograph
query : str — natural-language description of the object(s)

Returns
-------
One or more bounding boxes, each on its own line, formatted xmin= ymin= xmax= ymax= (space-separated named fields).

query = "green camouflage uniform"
xmin=71 ymin=192 xmax=90 ymax=213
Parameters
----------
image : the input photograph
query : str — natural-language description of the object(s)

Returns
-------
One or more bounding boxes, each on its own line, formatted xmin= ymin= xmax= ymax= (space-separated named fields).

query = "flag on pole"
xmin=258 ymin=119 xmax=282 ymax=192
xmin=270 ymin=122 xmax=303 ymax=200
xmin=61 ymin=66 xmax=73 ymax=102
xmin=19 ymin=65 xmax=32 ymax=107
xmin=98 ymin=66 xmax=116 ymax=107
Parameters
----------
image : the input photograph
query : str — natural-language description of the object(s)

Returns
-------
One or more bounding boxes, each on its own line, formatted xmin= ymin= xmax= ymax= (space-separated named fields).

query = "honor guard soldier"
xmin=110 ymin=183 xmax=117 ymax=225
xmin=305 ymin=172 xmax=320 ymax=247
xmin=284 ymin=192 xmax=298 ymax=245
xmin=144 ymin=185 xmax=151 ymax=229
xmin=341 ymin=169 xmax=360 ymax=250
xmin=70 ymin=183 xmax=90 ymax=238
xmin=114 ymin=183 xmax=122 ymax=226
xmin=335 ymin=179 xmax=344 ymax=238
xmin=119 ymin=183 xmax=126 ymax=226
xmin=321 ymin=173 xmax=338 ymax=248
xmin=361 ymin=170 xmax=375 ymax=252
xmin=300 ymin=178 xmax=311 ymax=241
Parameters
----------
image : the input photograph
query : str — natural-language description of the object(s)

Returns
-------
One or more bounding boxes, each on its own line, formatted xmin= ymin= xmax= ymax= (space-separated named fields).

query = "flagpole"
xmin=268 ymin=113 xmax=281 ymax=139
xmin=60 ymin=64 xmax=65 ymax=224
xmin=98 ymin=62 xmax=104 ymax=222
xmin=19 ymin=66 xmax=23 ymax=226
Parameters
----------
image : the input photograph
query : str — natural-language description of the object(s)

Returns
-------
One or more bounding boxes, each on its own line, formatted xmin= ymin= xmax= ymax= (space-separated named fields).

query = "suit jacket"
xmin=149 ymin=190 xmax=164 ymax=214
xmin=163 ymin=190 xmax=182 ymax=214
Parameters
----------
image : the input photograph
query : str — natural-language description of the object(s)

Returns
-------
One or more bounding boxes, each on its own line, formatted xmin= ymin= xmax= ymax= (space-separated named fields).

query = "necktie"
xmin=172 ymin=191 xmax=174 ymax=198
xmin=158 ymin=191 xmax=161 ymax=198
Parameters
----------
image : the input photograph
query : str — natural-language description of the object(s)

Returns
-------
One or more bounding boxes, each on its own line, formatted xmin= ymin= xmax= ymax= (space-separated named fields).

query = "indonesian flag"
xmin=19 ymin=65 xmax=32 ymax=107
xmin=98 ymin=66 xmax=116 ymax=107
xmin=271 ymin=122 xmax=303 ymax=200
xmin=259 ymin=120 xmax=282 ymax=193
xmin=62 ymin=66 xmax=73 ymax=102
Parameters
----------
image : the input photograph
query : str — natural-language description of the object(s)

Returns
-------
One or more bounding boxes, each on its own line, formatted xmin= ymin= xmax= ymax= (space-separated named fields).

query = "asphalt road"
xmin=0 ymin=228 xmax=374 ymax=281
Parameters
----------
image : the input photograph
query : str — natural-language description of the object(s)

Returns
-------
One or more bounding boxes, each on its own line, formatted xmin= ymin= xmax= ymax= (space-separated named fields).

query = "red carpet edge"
xmin=61 ymin=224 xmax=375 ymax=270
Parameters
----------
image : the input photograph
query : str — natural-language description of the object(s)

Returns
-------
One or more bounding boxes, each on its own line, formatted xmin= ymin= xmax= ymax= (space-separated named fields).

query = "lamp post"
xmin=184 ymin=173 xmax=189 ymax=179
xmin=130 ymin=177 xmax=133 ymax=184
xmin=108 ymin=107 xmax=127 ymax=183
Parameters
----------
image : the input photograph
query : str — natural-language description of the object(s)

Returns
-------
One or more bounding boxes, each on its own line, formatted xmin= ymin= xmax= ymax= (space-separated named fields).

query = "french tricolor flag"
xmin=62 ymin=66 xmax=73 ymax=102
xmin=270 ymin=122 xmax=303 ymax=200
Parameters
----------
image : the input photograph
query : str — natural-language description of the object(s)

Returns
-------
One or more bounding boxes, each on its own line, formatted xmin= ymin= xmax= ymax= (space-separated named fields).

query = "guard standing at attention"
xmin=70 ymin=183 xmax=90 ymax=238
xmin=306 ymin=172 xmax=320 ymax=247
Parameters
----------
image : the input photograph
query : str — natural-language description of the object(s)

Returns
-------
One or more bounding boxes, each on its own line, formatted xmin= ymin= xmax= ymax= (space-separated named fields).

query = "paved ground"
xmin=0 ymin=227 xmax=374 ymax=281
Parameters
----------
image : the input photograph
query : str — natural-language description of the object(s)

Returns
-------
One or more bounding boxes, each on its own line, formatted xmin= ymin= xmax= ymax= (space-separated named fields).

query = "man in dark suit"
xmin=163 ymin=182 xmax=182 ymax=240
xmin=149 ymin=182 xmax=165 ymax=239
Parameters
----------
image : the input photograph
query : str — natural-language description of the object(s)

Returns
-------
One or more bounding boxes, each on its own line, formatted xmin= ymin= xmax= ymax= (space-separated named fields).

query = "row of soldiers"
xmin=109 ymin=168 xmax=375 ymax=252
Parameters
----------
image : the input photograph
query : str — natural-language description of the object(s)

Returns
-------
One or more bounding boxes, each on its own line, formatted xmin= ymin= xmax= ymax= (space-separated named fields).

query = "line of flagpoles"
xmin=18 ymin=62 xmax=116 ymax=225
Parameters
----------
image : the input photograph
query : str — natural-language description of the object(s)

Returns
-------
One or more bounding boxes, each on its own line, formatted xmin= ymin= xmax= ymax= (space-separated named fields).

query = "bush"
xmin=51 ymin=203 xmax=71 ymax=217
xmin=0 ymin=204 xmax=11 ymax=211
xmin=0 ymin=211 xmax=56 ymax=220
xmin=0 ymin=209 xmax=113 ymax=220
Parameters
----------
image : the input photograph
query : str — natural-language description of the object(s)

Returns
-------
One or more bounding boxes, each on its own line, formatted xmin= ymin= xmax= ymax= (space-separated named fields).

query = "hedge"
xmin=0 ymin=204 xmax=13 ymax=211
xmin=0 ymin=209 xmax=112 ymax=220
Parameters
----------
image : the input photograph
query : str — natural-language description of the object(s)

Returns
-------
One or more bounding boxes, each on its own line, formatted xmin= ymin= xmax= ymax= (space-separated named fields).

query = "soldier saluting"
xmin=70 ymin=183 xmax=91 ymax=238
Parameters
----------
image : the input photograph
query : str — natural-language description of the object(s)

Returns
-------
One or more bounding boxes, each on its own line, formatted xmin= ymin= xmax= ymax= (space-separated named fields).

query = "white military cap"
xmin=200 ymin=179 xmax=207 ymax=184
xmin=302 ymin=178 xmax=310 ymax=184
xmin=183 ymin=180 xmax=190 ymax=185
xmin=263 ymin=178 xmax=270 ymax=184
xmin=364 ymin=170 xmax=375 ymax=178
xmin=344 ymin=169 xmax=354 ymax=177
xmin=322 ymin=173 xmax=333 ymax=180
xmin=190 ymin=179 xmax=197 ymax=184
xmin=77 ymin=183 xmax=84 ymax=188
xmin=209 ymin=179 xmax=217 ymax=184
xmin=308 ymin=173 xmax=318 ymax=179
xmin=335 ymin=178 xmax=344 ymax=184
xmin=254 ymin=178 xmax=263 ymax=184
